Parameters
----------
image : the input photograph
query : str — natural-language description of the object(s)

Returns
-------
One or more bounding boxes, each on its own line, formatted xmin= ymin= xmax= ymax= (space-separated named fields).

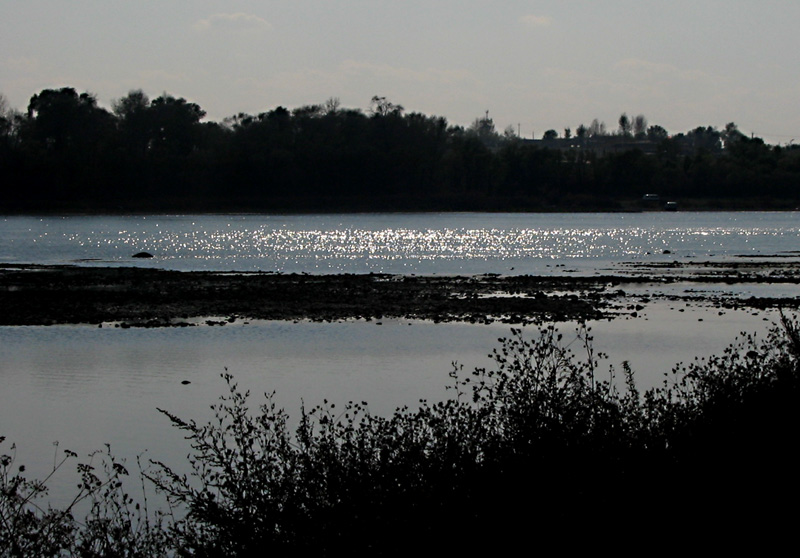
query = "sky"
xmin=2 ymin=1 xmax=800 ymax=144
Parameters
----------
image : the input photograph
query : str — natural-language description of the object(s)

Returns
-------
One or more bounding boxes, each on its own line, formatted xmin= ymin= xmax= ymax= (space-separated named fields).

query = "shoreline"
xmin=3 ymin=206 xmax=800 ymax=217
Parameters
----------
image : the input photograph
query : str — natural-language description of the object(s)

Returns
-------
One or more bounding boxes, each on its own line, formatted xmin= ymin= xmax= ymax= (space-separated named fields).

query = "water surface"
xmin=3 ymin=212 xmax=798 ymax=274
xmin=0 ymin=212 xmax=794 ymax=505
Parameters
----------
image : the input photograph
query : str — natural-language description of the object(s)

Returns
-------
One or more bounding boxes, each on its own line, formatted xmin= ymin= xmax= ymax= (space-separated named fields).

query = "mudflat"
xmin=1 ymin=260 xmax=799 ymax=327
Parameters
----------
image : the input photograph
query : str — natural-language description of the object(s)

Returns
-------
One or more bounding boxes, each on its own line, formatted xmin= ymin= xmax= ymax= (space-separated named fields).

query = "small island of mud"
xmin=2 ymin=259 xmax=800 ymax=327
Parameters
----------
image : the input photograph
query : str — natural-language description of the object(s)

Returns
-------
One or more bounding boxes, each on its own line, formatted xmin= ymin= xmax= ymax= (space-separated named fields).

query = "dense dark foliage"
xmin=3 ymin=315 xmax=799 ymax=555
xmin=2 ymin=87 xmax=800 ymax=212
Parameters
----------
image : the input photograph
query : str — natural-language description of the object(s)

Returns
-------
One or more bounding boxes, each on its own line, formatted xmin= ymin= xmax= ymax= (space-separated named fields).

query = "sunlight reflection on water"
xmin=2 ymin=212 xmax=799 ymax=273
xmin=0 ymin=212 xmax=798 ymax=507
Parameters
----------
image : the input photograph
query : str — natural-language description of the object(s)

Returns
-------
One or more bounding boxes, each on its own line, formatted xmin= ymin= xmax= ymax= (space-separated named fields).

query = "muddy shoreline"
xmin=2 ymin=260 xmax=799 ymax=327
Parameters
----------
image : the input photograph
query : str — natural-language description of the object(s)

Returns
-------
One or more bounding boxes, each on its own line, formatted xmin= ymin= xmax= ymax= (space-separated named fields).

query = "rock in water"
xmin=132 ymin=252 xmax=154 ymax=258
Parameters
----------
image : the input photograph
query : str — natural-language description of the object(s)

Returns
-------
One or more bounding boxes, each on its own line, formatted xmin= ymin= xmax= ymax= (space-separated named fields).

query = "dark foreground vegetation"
xmin=2 ymin=87 xmax=800 ymax=213
xmin=3 ymin=315 xmax=799 ymax=555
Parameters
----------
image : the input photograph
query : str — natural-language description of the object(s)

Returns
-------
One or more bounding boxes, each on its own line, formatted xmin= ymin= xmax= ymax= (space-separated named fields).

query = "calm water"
xmin=0 ymin=212 xmax=796 ymax=503
xmin=2 ymin=211 xmax=799 ymax=274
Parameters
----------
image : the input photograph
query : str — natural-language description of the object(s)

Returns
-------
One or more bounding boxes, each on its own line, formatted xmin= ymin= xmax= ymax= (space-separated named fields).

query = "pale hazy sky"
xmin=2 ymin=1 xmax=799 ymax=143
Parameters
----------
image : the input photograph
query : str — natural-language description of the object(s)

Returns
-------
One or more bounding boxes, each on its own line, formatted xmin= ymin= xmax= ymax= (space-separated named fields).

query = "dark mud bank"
xmin=1 ymin=261 xmax=799 ymax=327
xmin=0 ymin=266 xmax=632 ymax=326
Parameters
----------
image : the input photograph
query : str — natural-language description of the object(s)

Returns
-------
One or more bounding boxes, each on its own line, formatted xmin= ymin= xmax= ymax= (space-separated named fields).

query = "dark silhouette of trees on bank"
xmin=1 ymin=87 xmax=799 ymax=212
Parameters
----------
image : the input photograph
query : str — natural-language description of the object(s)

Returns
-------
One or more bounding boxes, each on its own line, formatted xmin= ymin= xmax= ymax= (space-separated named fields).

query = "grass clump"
xmin=1 ymin=442 xmax=174 ymax=557
xmin=3 ymin=316 xmax=800 ymax=555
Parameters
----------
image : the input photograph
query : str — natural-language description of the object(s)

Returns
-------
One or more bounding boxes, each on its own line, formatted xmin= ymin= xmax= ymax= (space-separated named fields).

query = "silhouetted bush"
xmin=3 ymin=316 xmax=799 ymax=555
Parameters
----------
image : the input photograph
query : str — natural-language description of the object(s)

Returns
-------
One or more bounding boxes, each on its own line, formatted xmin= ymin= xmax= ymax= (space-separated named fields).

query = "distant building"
xmin=523 ymin=136 xmax=659 ymax=156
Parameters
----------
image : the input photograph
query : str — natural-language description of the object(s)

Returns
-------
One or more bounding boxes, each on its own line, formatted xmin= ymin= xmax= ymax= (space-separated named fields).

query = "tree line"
xmin=1 ymin=87 xmax=799 ymax=213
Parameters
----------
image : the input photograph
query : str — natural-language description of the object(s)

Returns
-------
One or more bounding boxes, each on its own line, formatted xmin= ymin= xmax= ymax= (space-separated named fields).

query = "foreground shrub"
xmin=2 ymin=316 xmax=799 ymax=554
xmin=1 ymin=443 xmax=174 ymax=557
xmin=639 ymin=313 xmax=800 ymax=536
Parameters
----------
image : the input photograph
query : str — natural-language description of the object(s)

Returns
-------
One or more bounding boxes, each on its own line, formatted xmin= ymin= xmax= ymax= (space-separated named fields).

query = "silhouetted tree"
xmin=588 ymin=119 xmax=606 ymax=137
xmin=19 ymin=87 xmax=116 ymax=204
xmin=26 ymin=88 xmax=114 ymax=154
xmin=0 ymin=92 xmax=9 ymax=122
xmin=369 ymin=96 xmax=404 ymax=117
xmin=722 ymin=122 xmax=745 ymax=148
xmin=112 ymin=90 xmax=151 ymax=160
xmin=147 ymin=94 xmax=206 ymax=159
xmin=322 ymin=97 xmax=341 ymax=115
xmin=112 ymin=89 xmax=149 ymax=120
xmin=0 ymin=93 xmax=22 ymax=206
xmin=0 ymin=92 xmax=15 ymax=144
xmin=633 ymin=115 xmax=648 ymax=138
xmin=682 ymin=126 xmax=722 ymax=154
xmin=618 ymin=113 xmax=632 ymax=137
xmin=647 ymin=124 xmax=668 ymax=142
xmin=469 ymin=111 xmax=501 ymax=149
